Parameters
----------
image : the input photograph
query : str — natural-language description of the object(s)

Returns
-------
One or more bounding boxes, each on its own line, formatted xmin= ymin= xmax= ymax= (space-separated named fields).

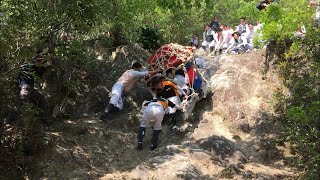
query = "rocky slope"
xmin=32 ymin=49 xmax=296 ymax=179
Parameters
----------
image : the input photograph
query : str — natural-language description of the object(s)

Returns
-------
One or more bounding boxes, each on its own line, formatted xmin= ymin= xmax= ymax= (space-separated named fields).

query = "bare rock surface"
xmin=32 ymin=48 xmax=296 ymax=179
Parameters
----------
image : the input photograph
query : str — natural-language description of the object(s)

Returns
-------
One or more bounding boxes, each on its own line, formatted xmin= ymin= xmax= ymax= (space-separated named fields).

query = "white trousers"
xmin=141 ymin=104 xmax=165 ymax=130
xmin=109 ymin=82 xmax=124 ymax=109
xmin=202 ymin=40 xmax=215 ymax=48
xmin=167 ymin=96 xmax=180 ymax=114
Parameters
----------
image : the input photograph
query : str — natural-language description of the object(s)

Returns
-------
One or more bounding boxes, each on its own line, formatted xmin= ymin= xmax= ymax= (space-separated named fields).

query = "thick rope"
xmin=147 ymin=44 xmax=209 ymax=112
xmin=148 ymin=43 xmax=193 ymax=72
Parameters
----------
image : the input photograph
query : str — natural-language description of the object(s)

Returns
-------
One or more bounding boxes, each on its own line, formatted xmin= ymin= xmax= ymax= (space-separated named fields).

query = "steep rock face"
xmin=100 ymin=50 xmax=294 ymax=179
xmin=33 ymin=49 xmax=295 ymax=180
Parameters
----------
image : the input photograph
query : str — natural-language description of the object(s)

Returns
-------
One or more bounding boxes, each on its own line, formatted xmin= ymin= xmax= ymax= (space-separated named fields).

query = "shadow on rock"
xmin=176 ymin=165 xmax=212 ymax=180
xmin=197 ymin=135 xmax=248 ymax=166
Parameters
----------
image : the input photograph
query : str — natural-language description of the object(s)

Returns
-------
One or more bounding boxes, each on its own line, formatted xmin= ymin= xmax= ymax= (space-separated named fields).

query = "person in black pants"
xmin=6 ymin=63 xmax=48 ymax=123
xmin=210 ymin=16 xmax=220 ymax=32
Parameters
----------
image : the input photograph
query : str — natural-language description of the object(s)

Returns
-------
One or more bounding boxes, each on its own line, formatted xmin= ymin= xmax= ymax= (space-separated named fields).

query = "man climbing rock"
xmin=100 ymin=62 xmax=157 ymax=121
xmin=137 ymin=98 xmax=181 ymax=150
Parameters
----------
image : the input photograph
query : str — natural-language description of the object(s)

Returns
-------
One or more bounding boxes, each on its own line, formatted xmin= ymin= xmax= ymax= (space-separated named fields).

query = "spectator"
xmin=256 ymin=0 xmax=273 ymax=11
xmin=294 ymin=24 xmax=306 ymax=39
xmin=195 ymin=57 xmax=206 ymax=69
xmin=202 ymin=24 xmax=216 ymax=53
xmin=228 ymin=25 xmax=234 ymax=32
xmin=210 ymin=16 xmax=220 ymax=32
xmin=226 ymin=32 xmax=251 ymax=54
xmin=236 ymin=17 xmax=250 ymax=38
xmin=189 ymin=34 xmax=198 ymax=48
xmin=10 ymin=63 xmax=48 ymax=122
xmin=310 ymin=0 xmax=320 ymax=28
xmin=221 ymin=25 xmax=233 ymax=49
xmin=247 ymin=23 xmax=256 ymax=44
xmin=254 ymin=21 xmax=263 ymax=32
xmin=254 ymin=21 xmax=265 ymax=48
xmin=214 ymin=28 xmax=225 ymax=55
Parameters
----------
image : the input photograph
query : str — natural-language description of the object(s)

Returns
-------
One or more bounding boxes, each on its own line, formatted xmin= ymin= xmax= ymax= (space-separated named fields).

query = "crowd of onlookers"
xmin=190 ymin=17 xmax=263 ymax=55
xmin=189 ymin=0 xmax=319 ymax=55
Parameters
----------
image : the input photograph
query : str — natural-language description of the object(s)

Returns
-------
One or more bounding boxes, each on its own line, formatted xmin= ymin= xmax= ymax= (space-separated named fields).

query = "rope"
xmin=147 ymin=43 xmax=193 ymax=72
xmin=146 ymin=43 xmax=210 ymax=112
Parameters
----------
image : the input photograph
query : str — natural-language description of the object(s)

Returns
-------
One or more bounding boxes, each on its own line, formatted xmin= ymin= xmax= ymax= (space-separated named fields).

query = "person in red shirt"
xmin=214 ymin=28 xmax=225 ymax=55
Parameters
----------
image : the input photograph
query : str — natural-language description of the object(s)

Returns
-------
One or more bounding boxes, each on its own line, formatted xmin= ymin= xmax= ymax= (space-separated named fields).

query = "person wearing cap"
xmin=100 ymin=62 xmax=158 ymax=121
xmin=137 ymin=98 xmax=181 ymax=150
xmin=221 ymin=25 xmax=233 ymax=49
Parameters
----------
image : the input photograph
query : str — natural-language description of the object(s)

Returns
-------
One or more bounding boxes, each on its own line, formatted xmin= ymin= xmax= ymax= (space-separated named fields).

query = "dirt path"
xmin=33 ymin=49 xmax=296 ymax=179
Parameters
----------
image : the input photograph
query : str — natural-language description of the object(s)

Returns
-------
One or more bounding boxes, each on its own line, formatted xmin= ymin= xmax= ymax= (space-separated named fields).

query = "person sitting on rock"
xmin=254 ymin=21 xmax=263 ymax=32
xmin=137 ymin=98 xmax=181 ymax=150
xmin=202 ymin=24 xmax=216 ymax=53
xmin=225 ymin=32 xmax=251 ymax=54
xmin=213 ymin=28 xmax=225 ymax=55
xmin=221 ymin=25 xmax=234 ymax=50
xmin=189 ymin=34 xmax=199 ymax=48
xmin=100 ymin=62 xmax=157 ymax=121
xmin=210 ymin=16 xmax=220 ymax=32
xmin=147 ymin=76 xmax=181 ymax=131
xmin=310 ymin=0 xmax=320 ymax=28
xmin=247 ymin=23 xmax=256 ymax=44
xmin=236 ymin=17 xmax=250 ymax=39
xmin=293 ymin=24 xmax=307 ymax=39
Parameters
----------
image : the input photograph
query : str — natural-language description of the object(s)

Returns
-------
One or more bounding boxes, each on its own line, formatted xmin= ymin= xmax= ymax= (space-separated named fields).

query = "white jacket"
xmin=226 ymin=36 xmax=248 ymax=51
xmin=236 ymin=24 xmax=250 ymax=38
xmin=214 ymin=33 xmax=225 ymax=50
xmin=117 ymin=69 xmax=148 ymax=92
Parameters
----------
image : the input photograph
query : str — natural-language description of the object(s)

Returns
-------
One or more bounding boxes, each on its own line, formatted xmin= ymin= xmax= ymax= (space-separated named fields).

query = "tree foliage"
xmin=1 ymin=0 xmax=319 ymax=178
xmin=258 ymin=0 xmax=320 ymax=178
